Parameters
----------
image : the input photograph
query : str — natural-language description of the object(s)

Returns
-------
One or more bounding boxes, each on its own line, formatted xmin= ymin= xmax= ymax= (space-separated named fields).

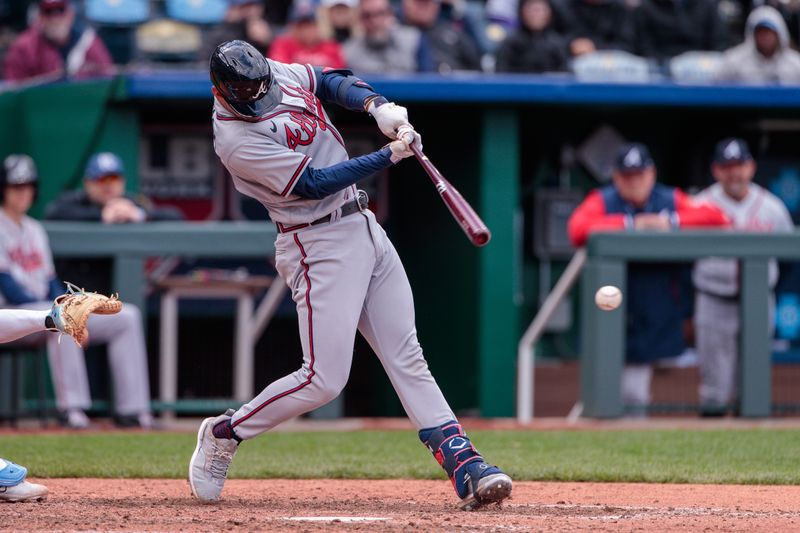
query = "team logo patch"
xmin=282 ymin=86 xmax=328 ymax=150
xmin=449 ymin=437 xmax=468 ymax=451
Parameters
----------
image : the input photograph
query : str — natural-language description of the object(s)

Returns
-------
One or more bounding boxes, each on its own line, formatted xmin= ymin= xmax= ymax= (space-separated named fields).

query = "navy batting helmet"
xmin=0 ymin=154 xmax=38 ymax=203
xmin=210 ymin=40 xmax=281 ymax=119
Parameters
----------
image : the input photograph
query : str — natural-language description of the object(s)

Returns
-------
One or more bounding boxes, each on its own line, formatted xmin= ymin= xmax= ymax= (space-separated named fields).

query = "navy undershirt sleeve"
xmin=0 ymin=272 xmax=38 ymax=305
xmin=312 ymin=67 xmax=385 ymax=112
xmin=293 ymin=148 xmax=394 ymax=200
xmin=48 ymin=277 xmax=64 ymax=301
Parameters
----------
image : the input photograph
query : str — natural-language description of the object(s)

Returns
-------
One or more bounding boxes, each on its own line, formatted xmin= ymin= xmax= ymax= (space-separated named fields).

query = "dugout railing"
xmin=517 ymin=230 xmax=800 ymax=422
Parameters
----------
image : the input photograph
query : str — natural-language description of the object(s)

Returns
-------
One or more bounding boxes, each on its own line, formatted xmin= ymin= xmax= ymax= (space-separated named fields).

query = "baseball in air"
xmin=595 ymin=285 xmax=622 ymax=311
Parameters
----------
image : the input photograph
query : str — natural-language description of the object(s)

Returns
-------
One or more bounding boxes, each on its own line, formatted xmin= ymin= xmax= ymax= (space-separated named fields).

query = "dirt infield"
xmin=4 ymin=479 xmax=800 ymax=532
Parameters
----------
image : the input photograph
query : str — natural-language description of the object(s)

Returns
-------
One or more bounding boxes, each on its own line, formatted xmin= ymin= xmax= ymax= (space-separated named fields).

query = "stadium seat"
xmin=571 ymin=50 xmax=651 ymax=83
xmin=135 ymin=19 xmax=202 ymax=62
xmin=669 ymin=51 xmax=724 ymax=84
xmin=166 ymin=0 xmax=227 ymax=25
xmin=86 ymin=0 xmax=151 ymax=65
xmin=85 ymin=0 xmax=150 ymax=25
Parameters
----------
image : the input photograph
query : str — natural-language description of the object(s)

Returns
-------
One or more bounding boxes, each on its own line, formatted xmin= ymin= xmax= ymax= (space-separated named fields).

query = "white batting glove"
xmin=388 ymin=138 xmax=413 ymax=163
xmin=396 ymin=125 xmax=422 ymax=151
xmin=369 ymin=101 xmax=410 ymax=140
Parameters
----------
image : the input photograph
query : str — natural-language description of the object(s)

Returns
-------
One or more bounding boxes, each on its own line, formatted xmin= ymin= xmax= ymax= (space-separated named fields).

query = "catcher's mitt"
xmin=47 ymin=282 xmax=123 ymax=346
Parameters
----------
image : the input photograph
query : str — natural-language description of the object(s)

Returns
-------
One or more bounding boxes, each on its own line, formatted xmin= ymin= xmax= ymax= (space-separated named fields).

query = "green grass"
xmin=1 ymin=429 xmax=799 ymax=484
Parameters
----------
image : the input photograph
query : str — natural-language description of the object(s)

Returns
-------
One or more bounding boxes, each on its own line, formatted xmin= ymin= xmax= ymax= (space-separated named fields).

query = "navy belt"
xmin=276 ymin=191 xmax=368 ymax=234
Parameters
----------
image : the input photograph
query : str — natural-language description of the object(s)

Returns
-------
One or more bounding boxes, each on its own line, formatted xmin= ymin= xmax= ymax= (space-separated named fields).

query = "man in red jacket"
xmin=568 ymin=143 xmax=729 ymax=415
xmin=3 ymin=0 xmax=114 ymax=83
xmin=268 ymin=2 xmax=346 ymax=67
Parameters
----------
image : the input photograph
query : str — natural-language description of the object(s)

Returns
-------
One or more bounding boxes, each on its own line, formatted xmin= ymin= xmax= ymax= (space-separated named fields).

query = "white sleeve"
xmin=771 ymin=197 xmax=795 ymax=232
xmin=226 ymin=139 xmax=313 ymax=198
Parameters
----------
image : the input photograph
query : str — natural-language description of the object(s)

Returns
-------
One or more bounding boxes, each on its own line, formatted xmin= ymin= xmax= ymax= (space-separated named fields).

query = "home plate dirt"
xmin=4 ymin=479 xmax=800 ymax=532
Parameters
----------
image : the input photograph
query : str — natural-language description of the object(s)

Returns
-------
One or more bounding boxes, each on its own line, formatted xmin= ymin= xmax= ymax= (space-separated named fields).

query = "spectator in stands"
xmin=550 ymin=0 xmax=636 ymax=57
xmin=268 ymin=2 xmax=346 ymax=67
xmin=45 ymin=152 xmax=182 ymax=293
xmin=634 ymin=0 xmax=728 ymax=61
xmin=399 ymin=0 xmax=482 ymax=72
xmin=693 ymin=138 xmax=794 ymax=416
xmin=739 ymin=1 xmax=800 ymax=46
xmin=0 ymin=155 xmax=153 ymax=429
xmin=200 ymin=0 xmax=272 ymax=62
xmin=717 ymin=6 xmax=800 ymax=84
xmin=320 ymin=0 xmax=359 ymax=44
xmin=3 ymin=0 xmax=114 ymax=83
xmin=344 ymin=0 xmax=431 ymax=73
xmin=495 ymin=0 xmax=568 ymax=72
xmin=568 ymin=143 xmax=729 ymax=414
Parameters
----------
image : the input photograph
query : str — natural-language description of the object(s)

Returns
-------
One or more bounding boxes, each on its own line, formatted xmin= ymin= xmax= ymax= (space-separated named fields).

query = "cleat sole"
xmin=459 ymin=473 xmax=513 ymax=511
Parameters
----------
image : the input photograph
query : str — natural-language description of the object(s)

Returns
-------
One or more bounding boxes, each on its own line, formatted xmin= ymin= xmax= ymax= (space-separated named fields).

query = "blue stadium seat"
xmin=571 ymin=51 xmax=651 ymax=83
xmin=85 ymin=0 xmax=150 ymax=25
xmin=166 ymin=0 xmax=227 ymax=25
xmin=669 ymin=51 xmax=723 ymax=85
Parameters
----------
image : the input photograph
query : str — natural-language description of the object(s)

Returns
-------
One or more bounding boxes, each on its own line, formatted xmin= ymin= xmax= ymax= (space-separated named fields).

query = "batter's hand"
xmin=388 ymin=137 xmax=413 ymax=163
xmin=396 ymin=125 xmax=422 ymax=151
xmin=369 ymin=101 xmax=411 ymax=140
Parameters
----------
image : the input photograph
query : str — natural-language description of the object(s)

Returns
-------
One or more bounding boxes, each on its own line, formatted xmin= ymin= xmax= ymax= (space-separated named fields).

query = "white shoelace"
xmin=209 ymin=442 xmax=234 ymax=479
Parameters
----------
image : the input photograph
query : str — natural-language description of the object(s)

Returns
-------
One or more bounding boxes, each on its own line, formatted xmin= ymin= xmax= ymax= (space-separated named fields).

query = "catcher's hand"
xmin=47 ymin=282 xmax=123 ymax=346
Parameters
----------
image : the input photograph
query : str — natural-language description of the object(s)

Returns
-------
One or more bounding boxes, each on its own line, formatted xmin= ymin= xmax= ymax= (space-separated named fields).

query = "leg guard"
xmin=419 ymin=421 xmax=512 ymax=509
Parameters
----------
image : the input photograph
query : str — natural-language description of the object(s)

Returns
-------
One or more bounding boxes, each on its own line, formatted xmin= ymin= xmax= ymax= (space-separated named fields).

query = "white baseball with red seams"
xmin=212 ymin=60 xmax=456 ymax=440
xmin=595 ymin=285 xmax=622 ymax=311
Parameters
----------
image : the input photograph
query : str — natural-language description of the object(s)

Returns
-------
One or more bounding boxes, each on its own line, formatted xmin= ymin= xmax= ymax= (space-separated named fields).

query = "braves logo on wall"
xmin=282 ymin=86 xmax=328 ymax=151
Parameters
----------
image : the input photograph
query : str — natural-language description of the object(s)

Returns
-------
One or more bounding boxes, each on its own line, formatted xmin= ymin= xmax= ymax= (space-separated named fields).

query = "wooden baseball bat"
xmin=410 ymin=144 xmax=491 ymax=247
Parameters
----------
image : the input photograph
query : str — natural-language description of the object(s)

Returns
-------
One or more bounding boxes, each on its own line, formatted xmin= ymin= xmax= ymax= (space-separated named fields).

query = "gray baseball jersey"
xmin=0 ymin=211 xmax=55 ymax=305
xmin=212 ymin=61 xmax=456 ymax=439
xmin=213 ymin=60 xmax=357 ymax=226
xmin=693 ymin=182 xmax=794 ymax=296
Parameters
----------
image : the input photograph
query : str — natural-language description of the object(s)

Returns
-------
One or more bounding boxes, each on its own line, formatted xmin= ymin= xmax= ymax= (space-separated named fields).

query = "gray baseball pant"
xmin=231 ymin=210 xmax=456 ymax=440
xmin=694 ymin=292 xmax=775 ymax=407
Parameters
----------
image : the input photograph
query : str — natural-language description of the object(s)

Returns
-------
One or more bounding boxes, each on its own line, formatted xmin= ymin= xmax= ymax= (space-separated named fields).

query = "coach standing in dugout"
xmin=568 ymin=143 xmax=730 ymax=415
xmin=693 ymin=138 xmax=794 ymax=417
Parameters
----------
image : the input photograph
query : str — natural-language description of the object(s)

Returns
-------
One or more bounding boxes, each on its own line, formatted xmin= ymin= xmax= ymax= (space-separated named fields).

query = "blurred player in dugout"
xmin=568 ymin=143 xmax=730 ymax=415
xmin=45 ymin=152 xmax=182 ymax=293
xmin=693 ymin=138 xmax=794 ymax=416
xmin=0 ymin=154 xmax=153 ymax=429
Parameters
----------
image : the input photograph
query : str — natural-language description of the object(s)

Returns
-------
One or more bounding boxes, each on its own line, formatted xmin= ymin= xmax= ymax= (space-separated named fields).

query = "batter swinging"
xmin=188 ymin=40 xmax=512 ymax=510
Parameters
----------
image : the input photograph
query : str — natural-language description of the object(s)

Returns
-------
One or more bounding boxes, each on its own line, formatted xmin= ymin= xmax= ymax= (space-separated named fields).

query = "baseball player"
xmin=188 ymin=40 xmax=512 ymax=510
xmin=0 ymin=155 xmax=152 ymax=430
xmin=693 ymin=138 xmax=794 ymax=416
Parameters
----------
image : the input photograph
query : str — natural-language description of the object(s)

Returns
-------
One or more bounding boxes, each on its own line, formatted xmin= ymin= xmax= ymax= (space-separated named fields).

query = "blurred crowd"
xmin=1 ymin=0 xmax=800 ymax=83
